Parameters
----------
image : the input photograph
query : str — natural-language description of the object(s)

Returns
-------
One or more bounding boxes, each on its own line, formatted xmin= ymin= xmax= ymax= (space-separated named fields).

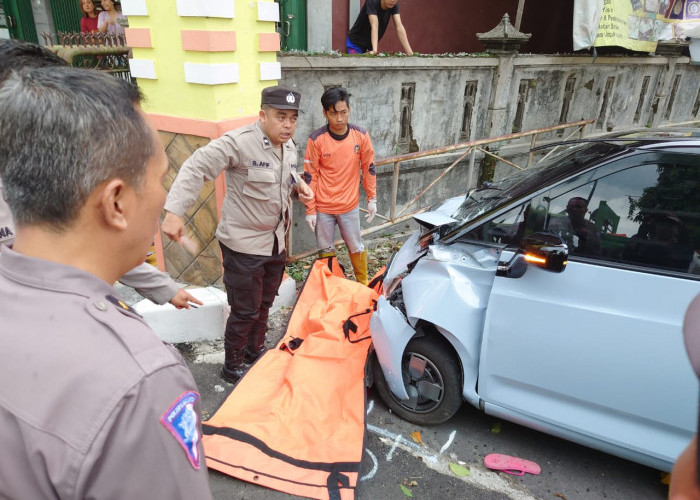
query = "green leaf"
xmin=400 ymin=484 xmax=413 ymax=497
xmin=449 ymin=462 xmax=471 ymax=477
xmin=491 ymin=421 xmax=502 ymax=434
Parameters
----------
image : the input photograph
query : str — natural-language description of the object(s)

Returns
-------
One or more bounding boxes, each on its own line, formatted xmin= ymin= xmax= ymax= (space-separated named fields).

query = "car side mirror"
xmin=496 ymin=232 xmax=568 ymax=279
xmin=521 ymin=231 xmax=568 ymax=273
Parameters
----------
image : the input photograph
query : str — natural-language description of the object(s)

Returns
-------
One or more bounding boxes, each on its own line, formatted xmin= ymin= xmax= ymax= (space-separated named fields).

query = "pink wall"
xmin=331 ymin=1 xmax=575 ymax=55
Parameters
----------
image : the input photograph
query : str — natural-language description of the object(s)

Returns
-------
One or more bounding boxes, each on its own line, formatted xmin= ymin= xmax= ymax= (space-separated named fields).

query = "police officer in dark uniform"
xmin=162 ymin=86 xmax=314 ymax=384
xmin=0 ymin=67 xmax=212 ymax=498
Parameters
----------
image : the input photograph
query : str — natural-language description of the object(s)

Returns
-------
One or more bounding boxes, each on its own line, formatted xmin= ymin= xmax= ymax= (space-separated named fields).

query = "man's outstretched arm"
xmin=368 ymin=14 xmax=379 ymax=53
xmin=393 ymin=14 xmax=413 ymax=55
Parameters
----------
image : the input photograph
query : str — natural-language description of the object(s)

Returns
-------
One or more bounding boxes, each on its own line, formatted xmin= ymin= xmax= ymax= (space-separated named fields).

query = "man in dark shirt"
xmin=346 ymin=0 xmax=413 ymax=55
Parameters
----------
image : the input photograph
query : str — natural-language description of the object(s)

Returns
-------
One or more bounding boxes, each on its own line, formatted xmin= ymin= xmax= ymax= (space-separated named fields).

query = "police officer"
xmin=0 ymin=67 xmax=213 ymax=499
xmin=162 ymin=86 xmax=314 ymax=384
xmin=0 ymin=38 xmax=202 ymax=310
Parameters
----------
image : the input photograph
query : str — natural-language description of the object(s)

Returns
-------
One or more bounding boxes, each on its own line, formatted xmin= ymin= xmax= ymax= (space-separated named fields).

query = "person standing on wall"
xmin=346 ymin=0 xmax=413 ymax=55
xmin=161 ymin=86 xmax=314 ymax=385
xmin=303 ymin=86 xmax=377 ymax=285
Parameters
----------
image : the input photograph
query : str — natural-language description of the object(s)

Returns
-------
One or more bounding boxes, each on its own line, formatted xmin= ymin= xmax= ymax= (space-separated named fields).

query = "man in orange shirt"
xmin=303 ymin=87 xmax=377 ymax=284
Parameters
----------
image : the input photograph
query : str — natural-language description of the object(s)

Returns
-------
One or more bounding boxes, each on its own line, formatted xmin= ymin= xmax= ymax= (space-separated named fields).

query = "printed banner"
xmin=591 ymin=0 xmax=700 ymax=51
xmin=594 ymin=0 xmax=671 ymax=51
xmin=665 ymin=0 xmax=700 ymax=38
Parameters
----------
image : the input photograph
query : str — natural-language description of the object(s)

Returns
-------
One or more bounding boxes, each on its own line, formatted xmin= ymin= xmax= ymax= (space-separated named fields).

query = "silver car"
xmin=370 ymin=130 xmax=700 ymax=472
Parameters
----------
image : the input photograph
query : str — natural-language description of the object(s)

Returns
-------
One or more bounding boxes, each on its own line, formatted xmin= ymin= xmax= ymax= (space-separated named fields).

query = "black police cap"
xmin=261 ymin=86 xmax=301 ymax=110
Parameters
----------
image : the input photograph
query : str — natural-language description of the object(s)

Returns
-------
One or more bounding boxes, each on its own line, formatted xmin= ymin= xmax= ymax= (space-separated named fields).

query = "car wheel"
xmin=373 ymin=336 xmax=462 ymax=425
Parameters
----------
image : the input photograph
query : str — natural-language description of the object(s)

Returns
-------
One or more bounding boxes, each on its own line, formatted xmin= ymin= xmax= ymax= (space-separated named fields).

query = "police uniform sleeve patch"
xmin=160 ymin=391 xmax=202 ymax=469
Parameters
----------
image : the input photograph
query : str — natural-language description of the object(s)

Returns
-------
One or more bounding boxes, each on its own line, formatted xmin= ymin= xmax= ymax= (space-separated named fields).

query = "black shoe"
xmin=220 ymin=365 xmax=247 ymax=384
xmin=244 ymin=347 xmax=267 ymax=364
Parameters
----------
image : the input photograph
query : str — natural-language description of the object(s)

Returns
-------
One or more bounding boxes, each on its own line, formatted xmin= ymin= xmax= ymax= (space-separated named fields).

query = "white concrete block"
xmin=135 ymin=278 xmax=297 ymax=344
xmin=121 ymin=0 xmax=147 ymax=16
xmin=259 ymin=61 xmax=281 ymax=81
xmin=257 ymin=1 xmax=279 ymax=22
xmin=135 ymin=287 xmax=229 ymax=344
xmin=177 ymin=0 xmax=235 ymax=18
xmin=272 ymin=274 xmax=297 ymax=312
xmin=184 ymin=62 xmax=239 ymax=85
xmin=128 ymin=58 xmax=156 ymax=79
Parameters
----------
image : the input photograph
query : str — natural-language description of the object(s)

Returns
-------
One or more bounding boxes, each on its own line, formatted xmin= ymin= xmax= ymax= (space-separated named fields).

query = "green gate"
xmin=278 ymin=0 xmax=306 ymax=51
xmin=1 ymin=0 xmax=38 ymax=43
xmin=50 ymin=0 xmax=81 ymax=33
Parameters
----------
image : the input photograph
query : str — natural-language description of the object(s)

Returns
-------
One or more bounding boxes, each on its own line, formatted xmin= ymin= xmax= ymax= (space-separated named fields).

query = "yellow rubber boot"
xmin=318 ymin=249 xmax=336 ymax=259
xmin=349 ymin=250 xmax=369 ymax=285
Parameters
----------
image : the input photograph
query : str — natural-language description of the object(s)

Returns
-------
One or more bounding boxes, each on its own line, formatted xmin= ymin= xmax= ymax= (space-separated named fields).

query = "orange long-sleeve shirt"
xmin=303 ymin=124 xmax=376 ymax=215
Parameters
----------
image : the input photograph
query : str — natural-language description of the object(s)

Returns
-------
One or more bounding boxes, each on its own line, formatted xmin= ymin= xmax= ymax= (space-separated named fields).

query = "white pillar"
xmin=307 ymin=0 xmax=332 ymax=52
xmin=349 ymin=0 xmax=360 ymax=30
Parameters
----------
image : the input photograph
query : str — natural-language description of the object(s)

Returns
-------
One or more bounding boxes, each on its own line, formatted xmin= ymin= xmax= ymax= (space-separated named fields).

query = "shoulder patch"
xmin=105 ymin=295 xmax=142 ymax=317
xmin=309 ymin=126 xmax=328 ymax=142
xmin=348 ymin=123 xmax=367 ymax=134
xmin=160 ymin=391 xmax=202 ymax=469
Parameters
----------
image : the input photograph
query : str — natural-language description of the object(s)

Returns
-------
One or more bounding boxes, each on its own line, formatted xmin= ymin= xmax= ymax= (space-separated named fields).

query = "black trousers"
xmin=219 ymin=242 xmax=286 ymax=367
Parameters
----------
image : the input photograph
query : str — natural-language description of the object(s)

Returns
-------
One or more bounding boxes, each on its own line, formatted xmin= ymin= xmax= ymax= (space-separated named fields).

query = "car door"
xmin=478 ymin=151 xmax=700 ymax=469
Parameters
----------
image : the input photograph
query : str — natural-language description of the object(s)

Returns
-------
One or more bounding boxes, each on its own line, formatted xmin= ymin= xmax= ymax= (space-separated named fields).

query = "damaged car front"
xmin=368 ymin=143 xmax=604 ymax=425
xmin=370 ymin=134 xmax=700 ymax=471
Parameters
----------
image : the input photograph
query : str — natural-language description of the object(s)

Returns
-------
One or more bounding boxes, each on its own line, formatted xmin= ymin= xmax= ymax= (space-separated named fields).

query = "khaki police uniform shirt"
xmin=164 ymin=121 xmax=300 ymax=256
xmin=118 ymin=262 xmax=180 ymax=305
xmin=0 ymin=247 xmax=213 ymax=500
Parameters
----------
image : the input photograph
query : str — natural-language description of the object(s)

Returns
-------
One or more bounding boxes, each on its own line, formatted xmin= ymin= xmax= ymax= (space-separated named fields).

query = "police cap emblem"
xmin=261 ymin=86 xmax=301 ymax=110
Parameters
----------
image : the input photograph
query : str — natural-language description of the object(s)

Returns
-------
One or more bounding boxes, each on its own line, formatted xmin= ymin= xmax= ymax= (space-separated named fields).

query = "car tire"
xmin=373 ymin=336 xmax=462 ymax=425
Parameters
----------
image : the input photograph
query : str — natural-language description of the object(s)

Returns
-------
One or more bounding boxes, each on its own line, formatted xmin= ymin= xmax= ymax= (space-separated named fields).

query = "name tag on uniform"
xmin=160 ymin=391 xmax=202 ymax=469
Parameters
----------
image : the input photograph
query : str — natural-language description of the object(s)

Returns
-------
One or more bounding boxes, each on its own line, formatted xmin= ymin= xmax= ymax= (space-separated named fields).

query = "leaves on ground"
xmin=449 ymin=462 xmax=471 ymax=476
xmin=410 ymin=431 xmax=423 ymax=444
xmin=400 ymin=484 xmax=413 ymax=497
xmin=491 ymin=421 xmax=502 ymax=434
xmin=552 ymin=493 xmax=567 ymax=500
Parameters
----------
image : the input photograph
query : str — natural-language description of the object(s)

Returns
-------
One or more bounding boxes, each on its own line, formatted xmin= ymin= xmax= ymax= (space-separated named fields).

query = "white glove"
xmin=366 ymin=199 xmax=377 ymax=223
xmin=306 ymin=214 xmax=317 ymax=231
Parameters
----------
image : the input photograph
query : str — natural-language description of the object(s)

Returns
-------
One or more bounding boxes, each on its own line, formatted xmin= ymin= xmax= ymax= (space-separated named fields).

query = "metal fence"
xmin=288 ymin=119 xmax=594 ymax=262
xmin=41 ymin=31 xmax=132 ymax=82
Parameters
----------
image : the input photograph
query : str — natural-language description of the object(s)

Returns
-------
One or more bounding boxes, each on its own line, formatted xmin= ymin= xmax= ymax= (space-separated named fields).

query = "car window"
xmin=461 ymin=158 xmax=699 ymax=276
xmin=525 ymin=160 xmax=699 ymax=275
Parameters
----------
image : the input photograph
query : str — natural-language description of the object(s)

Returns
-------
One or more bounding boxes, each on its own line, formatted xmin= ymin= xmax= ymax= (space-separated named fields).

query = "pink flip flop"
xmin=484 ymin=453 xmax=541 ymax=476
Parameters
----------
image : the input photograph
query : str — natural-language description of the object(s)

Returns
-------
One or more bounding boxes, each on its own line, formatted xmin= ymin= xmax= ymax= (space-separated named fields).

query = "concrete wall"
xmin=327 ymin=0 xmax=575 ymax=55
xmin=280 ymin=53 xmax=700 ymax=256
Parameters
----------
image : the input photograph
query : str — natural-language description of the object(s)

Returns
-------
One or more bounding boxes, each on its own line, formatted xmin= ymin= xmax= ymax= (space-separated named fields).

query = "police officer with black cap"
xmin=162 ymin=86 xmax=314 ymax=384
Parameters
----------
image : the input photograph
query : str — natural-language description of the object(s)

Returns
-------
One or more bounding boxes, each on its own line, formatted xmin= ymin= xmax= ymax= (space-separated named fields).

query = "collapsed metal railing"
xmin=41 ymin=31 xmax=132 ymax=82
xmin=288 ymin=119 xmax=594 ymax=262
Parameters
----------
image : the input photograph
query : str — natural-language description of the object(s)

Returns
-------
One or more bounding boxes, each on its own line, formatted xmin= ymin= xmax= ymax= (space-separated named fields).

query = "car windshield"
xmin=450 ymin=141 xmax=625 ymax=225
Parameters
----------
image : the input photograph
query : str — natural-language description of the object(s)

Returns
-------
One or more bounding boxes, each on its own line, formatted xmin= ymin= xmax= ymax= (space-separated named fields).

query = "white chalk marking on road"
xmin=366 ymin=423 xmax=536 ymax=500
xmin=368 ymin=424 xmax=438 ymax=465
xmin=439 ymin=430 xmax=456 ymax=454
xmin=366 ymin=399 xmax=374 ymax=415
xmin=360 ymin=448 xmax=378 ymax=481
xmin=386 ymin=433 xmax=402 ymax=462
